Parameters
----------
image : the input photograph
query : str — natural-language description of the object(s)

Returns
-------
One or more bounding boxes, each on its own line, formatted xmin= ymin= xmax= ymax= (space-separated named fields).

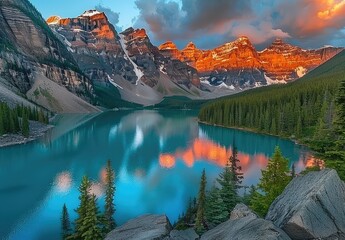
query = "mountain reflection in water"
xmin=0 ymin=110 xmax=315 ymax=240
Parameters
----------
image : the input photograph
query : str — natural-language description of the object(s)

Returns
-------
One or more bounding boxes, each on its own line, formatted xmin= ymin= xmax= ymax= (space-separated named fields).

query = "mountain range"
xmin=0 ymin=0 xmax=343 ymax=112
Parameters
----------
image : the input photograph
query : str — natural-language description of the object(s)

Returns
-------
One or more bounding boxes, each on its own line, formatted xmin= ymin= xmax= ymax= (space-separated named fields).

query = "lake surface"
xmin=0 ymin=110 xmax=314 ymax=240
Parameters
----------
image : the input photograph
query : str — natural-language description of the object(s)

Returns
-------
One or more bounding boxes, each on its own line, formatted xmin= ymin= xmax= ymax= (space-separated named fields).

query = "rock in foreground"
xmin=168 ymin=228 xmax=199 ymax=240
xmin=201 ymin=204 xmax=291 ymax=240
xmin=105 ymin=214 xmax=172 ymax=240
xmin=266 ymin=169 xmax=345 ymax=240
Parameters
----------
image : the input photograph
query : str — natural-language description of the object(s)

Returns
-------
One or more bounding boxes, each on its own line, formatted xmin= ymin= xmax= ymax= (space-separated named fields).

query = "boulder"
xmin=230 ymin=203 xmax=257 ymax=220
xmin=201 ymin=204 xmax=291 ymax=240
xmin=168 ymin=228 xmax=199 ymax=240
xmin=105 ymin=214 xmax=172 ymax=240
xmin=266 ymin=169 xmax=345 ymax=240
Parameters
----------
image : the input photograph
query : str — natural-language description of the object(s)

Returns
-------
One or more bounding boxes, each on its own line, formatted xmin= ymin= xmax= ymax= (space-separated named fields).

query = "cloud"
xmin=133 ymin=0 xmax=345 ymax=49
xmin=95 ymin=4 xmax=122 ymax=32
xmin=276 ymin=0 xmax=345 ymax=38
xmin=230 ymin=21 xmax=290 ymax=45
xmin=181 ymin=0 xmax=252 ymax=33
xmin=134 ymin=0 xmax=252 ymax=41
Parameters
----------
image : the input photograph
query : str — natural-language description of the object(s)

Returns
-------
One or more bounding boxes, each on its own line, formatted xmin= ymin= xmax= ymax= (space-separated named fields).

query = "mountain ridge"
xmin=46 ymin=10 xmax=237 ymax=107
xmin=159 ymin=37 xmax=343 ymax=82
xmin=0 ymin=0 xmax=97 ymax=113
xmin=0 ymin=1 xmax=343 ymax=112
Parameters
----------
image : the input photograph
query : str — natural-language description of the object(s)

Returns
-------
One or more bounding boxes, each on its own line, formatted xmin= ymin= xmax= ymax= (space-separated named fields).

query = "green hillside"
xmin=199 ymin=50 xmax=345 ymax=138
xmin=199 ymin=50 xmax=345 ymax=179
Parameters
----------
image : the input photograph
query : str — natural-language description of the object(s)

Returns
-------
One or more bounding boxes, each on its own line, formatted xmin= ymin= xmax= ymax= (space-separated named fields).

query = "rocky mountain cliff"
xmin=1 ymin=1 xmax=343 ymax=110
xmin=0 ymin=0 xmax=97 ymax=113
xmin=159 ymin=38 xmax=343 ymax=87
xmin=47 ymin=10 xmax=232 ymax=106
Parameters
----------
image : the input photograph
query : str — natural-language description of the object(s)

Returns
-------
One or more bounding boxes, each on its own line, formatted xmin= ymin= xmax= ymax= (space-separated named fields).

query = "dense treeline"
xmin=0 ymin=102 xmax=49 ymax=137
xmin=199 ymin=50 xmax=345 ymax=180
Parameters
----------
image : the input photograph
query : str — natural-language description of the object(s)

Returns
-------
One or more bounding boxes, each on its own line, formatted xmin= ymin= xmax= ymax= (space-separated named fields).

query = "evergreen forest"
xmin=0 ymin=102 xmax=49 ymax=137
xmin=199 ymin=50 xmax=345 ymax=180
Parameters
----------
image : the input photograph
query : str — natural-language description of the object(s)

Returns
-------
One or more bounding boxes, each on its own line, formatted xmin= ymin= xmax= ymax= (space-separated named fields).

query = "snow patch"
xmin=201 ymin=80 xmax=235 ymax=90
xmin=107 ymin=74 xmax=123 ymax=89
xmin=264 ymin=74 xmax=287 ymax=85
xmin=255 ymin=82 xmax=262 ymax=88
xmin=159 ymin=65 xmax=167 ymax=75
xmin=295 ymin=66 xmax=307 ymax=78
xmin=81 ymin=10 xmax=102 ymax=17
xmin=119 ymin=34 xmax=144 ymax=85
xmin=218 ymin=82 xmax=235 ymax=90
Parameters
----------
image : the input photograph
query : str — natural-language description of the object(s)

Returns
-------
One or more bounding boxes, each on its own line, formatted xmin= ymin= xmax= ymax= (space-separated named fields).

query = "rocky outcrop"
xmin=105 ymin=214 xmax=172 ymax=240
xmin=160 ymin=37 xmax=266 ymax=89
xmin=266 ymin=169 xmax=345 ymax=240
xmin=0 ymin=0 xmax=95 ymax=112
xmin=48 ymin=12 xmax=210 ymax=106
xmin=167 ymin=228 xmax=199 ymax=240
xmin=258 ymin=39 xmax=343 ymax=81
xmin=159 ymin=38 xmax=343 ymax=86
xmin=200 ymin=204 xmax=291 ymax=240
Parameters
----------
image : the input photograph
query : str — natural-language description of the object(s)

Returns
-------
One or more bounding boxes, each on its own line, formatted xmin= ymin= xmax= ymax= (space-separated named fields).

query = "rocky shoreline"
xmin=0 ymin=121 xmax=53 ymax=148
xmin=105 ymin=169 xmax=345 ymax=240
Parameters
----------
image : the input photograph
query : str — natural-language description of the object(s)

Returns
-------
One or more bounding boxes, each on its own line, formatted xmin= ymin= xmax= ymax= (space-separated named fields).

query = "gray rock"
xmin=201 ymin=204 xmax=291 ymax=240
xmin=230 ymin=203 xmax=257 ymax=220
xmin=168 ymin=228 xmax=199 ymax=240
xmin=266 ymin=169 xmax=345 ymax=240
xmin=105 ymin=214 xmax=172 ymax=240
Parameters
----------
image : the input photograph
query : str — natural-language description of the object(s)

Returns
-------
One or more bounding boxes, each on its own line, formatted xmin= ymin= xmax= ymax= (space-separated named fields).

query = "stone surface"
xmin=0 ymin=0 xmax=95 ymax=112
xmin=105 ymin=214 xmax=172 ymax=240
xmin=201 ymin=204 xmax=291 ymax=240
xmin=229 ymin=203 xmax=257 ymax=220
xmin=48 ymin=13 xmax=208 ymax=106
xmin=266 ymin=169 xmax=345 ymax=240
xmin=159 ymin=38 xmax=343 ymax=84
xmin=168 ymin=228 xmax=199 ymax=240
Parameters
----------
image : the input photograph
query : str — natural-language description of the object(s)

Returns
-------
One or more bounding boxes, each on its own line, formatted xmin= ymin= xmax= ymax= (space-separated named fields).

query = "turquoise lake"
xmin=0 ymin=110 xmax=314 ymax=240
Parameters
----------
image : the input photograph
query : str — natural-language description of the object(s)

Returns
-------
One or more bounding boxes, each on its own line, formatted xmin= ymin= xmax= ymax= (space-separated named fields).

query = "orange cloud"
xmin=318 ymin=0 xmax=345 ymax=20
xmin=279 ymin=0 xmax=345 ymax=37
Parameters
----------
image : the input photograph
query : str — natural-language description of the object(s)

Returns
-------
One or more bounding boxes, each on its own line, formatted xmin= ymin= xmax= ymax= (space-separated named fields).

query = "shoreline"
xmin=198 ymin=120 xmax=306 ymax=146
xmin=0 ymin=121 xmax=54 ymax=148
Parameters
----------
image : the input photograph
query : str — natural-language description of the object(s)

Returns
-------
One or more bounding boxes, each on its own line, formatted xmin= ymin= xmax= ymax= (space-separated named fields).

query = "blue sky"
xmin=29 ymin=0 xmax=345 ymax=50
xmin=29 ymin=0 xmax=140 ymax=30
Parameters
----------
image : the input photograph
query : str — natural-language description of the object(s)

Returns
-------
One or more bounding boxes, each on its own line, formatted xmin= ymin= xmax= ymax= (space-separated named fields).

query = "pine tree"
xmin=195 ymin=169 xmax=207 ymax=234
xmin=61 ymin=204 xmax=72 ymax=240
xmin=242 ymin=185 xmax=256 ymax=206
xmin=205 ymin=186 xmax=227 ymax=228
xmin=185 ymin=197 xmax=195 ymax=226
xmin=103 ymin=160 xmax=116 ymax=233
xmin=74 ymin=176 xmax=91 ymax=239
xmin=251 ymin=146 xmax=291 ymax=216
xmin=0 ymin=110 xmax=4 ymax=135
xmin=21 ymin=110 xmax=29 ymax=137
xmin=13 ymin=110 xmax=20 ymax=133
xmin=217 ymin=160 xmax=238 ymax=215
xmin=291 ymin=163 xmax=296 ymax=178
xmin=229 ymin=145 xmax=243 ymax=190
xmin=80 ymin=194 xmax=103 ymax=240
xmin=327 ymin=79 xmax=345 ymax=179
